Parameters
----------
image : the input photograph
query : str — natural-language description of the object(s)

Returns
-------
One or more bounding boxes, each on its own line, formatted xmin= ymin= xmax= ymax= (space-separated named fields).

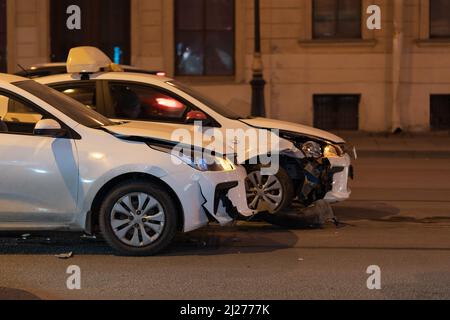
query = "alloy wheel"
xmin=246 ymin=171 xmax=283 ymax=213
xmin=110 ymin=192 xmax=166 ymax=247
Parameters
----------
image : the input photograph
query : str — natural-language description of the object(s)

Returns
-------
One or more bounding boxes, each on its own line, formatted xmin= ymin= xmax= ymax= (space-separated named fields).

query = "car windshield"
xmin=14 ymin=80 xmax=116 ymax=128
xmin=167 ymin=80 xmax=249 ymax=120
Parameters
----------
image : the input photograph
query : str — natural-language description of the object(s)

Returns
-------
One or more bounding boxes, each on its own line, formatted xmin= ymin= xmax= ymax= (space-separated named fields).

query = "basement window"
xmin=430 ymin=95 xmax=450 ymax=130
xmin=313 ymin=94 xmax=360 ymax=130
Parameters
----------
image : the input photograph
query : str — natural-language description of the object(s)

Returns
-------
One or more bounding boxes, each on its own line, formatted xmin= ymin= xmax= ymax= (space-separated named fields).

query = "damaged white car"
xmin=37 ymin=47 xmax=355 ymax=216
xmin=0 ymin=74 xmax=253 ymax=256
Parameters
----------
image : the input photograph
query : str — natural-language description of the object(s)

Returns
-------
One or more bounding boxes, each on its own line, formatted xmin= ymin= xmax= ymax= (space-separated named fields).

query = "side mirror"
xmin=185 ymin=110 xmax=211 ymax=125
xmin=34 ymin=119 xmax=67 ymax=137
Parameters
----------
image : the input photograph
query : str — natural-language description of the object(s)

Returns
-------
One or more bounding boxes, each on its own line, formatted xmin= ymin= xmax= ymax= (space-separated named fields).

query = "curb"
xmin=356 ymin=150 xmax=450 ymax=158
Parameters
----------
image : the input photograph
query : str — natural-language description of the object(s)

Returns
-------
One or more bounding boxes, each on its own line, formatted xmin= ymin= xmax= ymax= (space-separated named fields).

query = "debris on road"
xmin=55 ymin=252 xmax=73 ymax=259
xmin=258 ymin=200 xmax=340 ymax=229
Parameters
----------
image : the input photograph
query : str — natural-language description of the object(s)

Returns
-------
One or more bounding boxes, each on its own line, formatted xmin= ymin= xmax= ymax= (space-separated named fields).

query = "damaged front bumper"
xmin=296 ymin=153 xmax=353 ymax=205
xmin=161 ymin=166 xmax=254 ymax=233
xmin=324 ymin=153 xmax=352 ymax=203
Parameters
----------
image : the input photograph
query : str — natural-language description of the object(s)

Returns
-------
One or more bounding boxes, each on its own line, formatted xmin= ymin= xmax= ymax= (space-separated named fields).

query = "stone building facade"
xmin=1 ymin=0 xmax=450 ymax=132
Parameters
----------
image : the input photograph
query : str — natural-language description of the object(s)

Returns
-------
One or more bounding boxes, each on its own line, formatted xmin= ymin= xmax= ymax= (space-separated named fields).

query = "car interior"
xmin=0 ymin=94 xmax=43 ymax=134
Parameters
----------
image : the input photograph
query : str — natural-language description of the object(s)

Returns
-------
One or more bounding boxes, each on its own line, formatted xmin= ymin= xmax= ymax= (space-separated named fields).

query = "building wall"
xmin=6 ymin=0 xmax=450 ymax=132
xmin=7 ymin=0 xmax=49 ymax=71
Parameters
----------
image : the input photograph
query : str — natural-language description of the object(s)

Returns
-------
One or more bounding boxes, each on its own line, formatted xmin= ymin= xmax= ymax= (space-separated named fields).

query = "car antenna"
xmin=17 ymin=64 xmax=30 ymax=77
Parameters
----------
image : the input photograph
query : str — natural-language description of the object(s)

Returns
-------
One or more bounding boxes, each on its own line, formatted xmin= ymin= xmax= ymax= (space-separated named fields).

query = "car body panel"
xmin=239 ymin=117 xmax=345 ymax=144
xmin=0 ymin=134 xmax=79 ymax=223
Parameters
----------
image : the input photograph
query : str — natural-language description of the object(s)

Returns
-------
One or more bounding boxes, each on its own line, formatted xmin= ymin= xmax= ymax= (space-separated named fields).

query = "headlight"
xmin=149 ymin=143 xmax=235 ymax=172
xmin=323 ymin=145 xmax=343 ymax=158
xmin=301 ymin=141 xmax=322 ymax=158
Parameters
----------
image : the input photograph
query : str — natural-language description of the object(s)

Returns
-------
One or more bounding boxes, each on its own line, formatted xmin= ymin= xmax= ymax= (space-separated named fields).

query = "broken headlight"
xmin=323 ymin=144 xmax=344 ymax=158
xmin=301 ymin=141 xmax=322 ymax=158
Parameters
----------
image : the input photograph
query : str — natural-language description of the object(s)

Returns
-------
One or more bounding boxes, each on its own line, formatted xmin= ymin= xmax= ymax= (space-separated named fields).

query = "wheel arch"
xmin=86 ymin=172 xmax=184 ymax=235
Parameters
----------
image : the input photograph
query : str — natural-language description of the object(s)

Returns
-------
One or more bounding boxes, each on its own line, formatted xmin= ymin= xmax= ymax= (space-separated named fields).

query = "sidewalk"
xmin=335 ymin=131 xmax=450 ymax=158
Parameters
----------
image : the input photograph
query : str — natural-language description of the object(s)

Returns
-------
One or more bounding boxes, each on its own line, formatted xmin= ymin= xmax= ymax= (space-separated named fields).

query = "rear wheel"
xmin=245 ymin=165 xmax=294 ymax=214
xmin=99 ymin=180 xmax=177 ymax=256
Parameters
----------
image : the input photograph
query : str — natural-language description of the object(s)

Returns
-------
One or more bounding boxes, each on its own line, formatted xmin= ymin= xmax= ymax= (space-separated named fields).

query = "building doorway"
xmin=0 ymin=0 xmax=6 ymax=72
xmin=50 ymin=0 xmax=131 ymax=64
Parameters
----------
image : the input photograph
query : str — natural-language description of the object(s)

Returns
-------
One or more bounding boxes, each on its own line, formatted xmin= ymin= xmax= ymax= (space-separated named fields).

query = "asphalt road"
xmin=0 ymin=156 xmax=449 ymax=300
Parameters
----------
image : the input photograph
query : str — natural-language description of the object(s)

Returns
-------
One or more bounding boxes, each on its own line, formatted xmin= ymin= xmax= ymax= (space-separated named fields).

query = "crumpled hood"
xmin=105 ymin=121 xmax=199 ymax=146
xmin=105 ymin=121 xmax=294 ymax=163
xmin=240 ymin=117 xmax=345 ymax=144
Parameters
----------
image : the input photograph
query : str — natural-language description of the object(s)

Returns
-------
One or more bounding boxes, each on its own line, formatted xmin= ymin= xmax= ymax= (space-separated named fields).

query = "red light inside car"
xmin=156 ymin=72 xmax=166 ymax=77
xmin=156 ymin=98 xmax=184 ymax=109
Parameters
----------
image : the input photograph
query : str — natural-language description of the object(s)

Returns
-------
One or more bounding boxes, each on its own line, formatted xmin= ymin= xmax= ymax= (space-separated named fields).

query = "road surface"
xmin=0 ymin=157 xmax=449 ymax=300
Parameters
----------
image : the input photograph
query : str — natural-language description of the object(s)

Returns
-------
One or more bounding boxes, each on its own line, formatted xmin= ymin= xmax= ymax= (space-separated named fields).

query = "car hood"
xmin=240 ymin=117 xmax=345 ymax=144
xmin=104 ymin=121 xmax=294 ymax=162
xmin=105 ymin=121 xmax=216 ymax=149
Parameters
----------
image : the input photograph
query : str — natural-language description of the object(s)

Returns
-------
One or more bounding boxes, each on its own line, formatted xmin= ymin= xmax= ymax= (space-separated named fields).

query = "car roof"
xmin=0 ymin=73 xmax=29 ymax=84
xmin=36 ymin=71 xmax=172 ymax=86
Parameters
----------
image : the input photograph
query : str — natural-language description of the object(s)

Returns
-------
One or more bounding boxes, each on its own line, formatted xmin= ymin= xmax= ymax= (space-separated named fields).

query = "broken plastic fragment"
xmin=55 ymin=252 xmax=73 ymax=259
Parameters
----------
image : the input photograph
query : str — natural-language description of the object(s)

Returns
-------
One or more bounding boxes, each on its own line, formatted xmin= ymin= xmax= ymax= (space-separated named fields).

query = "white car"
xmin=37 ymin=47 xmax=354 ymax=215
xmin=0 ymin=73 xmax=253 ymax=256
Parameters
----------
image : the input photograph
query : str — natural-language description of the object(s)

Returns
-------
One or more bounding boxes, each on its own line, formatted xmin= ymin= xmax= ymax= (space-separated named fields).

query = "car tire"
xmin=245 ymin=165 xmax=294 ymax=214
xmin=99 ymin=180 xmax=178 ymax=256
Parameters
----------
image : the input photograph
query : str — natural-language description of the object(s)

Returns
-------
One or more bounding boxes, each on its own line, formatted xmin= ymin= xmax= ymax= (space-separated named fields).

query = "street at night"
xmin=1 ymin=154 xmax=449 ymax=300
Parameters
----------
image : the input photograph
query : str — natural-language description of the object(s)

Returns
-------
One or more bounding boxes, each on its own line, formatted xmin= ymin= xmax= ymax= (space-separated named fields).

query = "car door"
xmin=0 ymin=90 xmax=79 ymax=225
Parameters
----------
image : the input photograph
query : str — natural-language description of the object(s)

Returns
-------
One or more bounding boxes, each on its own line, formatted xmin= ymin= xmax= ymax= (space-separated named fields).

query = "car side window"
xmin=0 ymin=92 xmax=44 ymax=135
xmin=52 ymin=82 xmax=97 ymax=111
xmin=108 ymin=83 xmax=188 ymax=122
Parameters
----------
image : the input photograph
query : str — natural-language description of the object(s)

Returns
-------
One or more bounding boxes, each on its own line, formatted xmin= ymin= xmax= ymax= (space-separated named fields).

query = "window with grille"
xmin=430 ymin=0 xmax=450 ymax=38
xmin=431 ymin=95 xmax=450 ymax=130
xmin=313 ymin=0 xmax=362 ymax=39
xmin=175 ymin=0 xmax=235 ymax=76
xmin=314 ymin=94 xmax=360 ymax=130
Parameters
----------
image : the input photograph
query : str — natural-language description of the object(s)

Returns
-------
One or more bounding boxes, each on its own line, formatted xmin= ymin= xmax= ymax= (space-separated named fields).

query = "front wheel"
xmin=245 ymin=165 xmax=294 ymax=214
xmin=99 ymin=180 xmax=178 ymax=256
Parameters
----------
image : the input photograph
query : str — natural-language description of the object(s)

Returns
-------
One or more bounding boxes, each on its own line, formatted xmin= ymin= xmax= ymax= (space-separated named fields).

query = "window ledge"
xmin=298 ymin=39 xmax=377 ymax=47
xmin=415 ymin=39 xmax=450 ymax=47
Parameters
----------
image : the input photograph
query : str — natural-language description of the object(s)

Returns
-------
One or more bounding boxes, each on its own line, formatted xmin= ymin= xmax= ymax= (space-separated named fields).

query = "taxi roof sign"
xmin=67 ymin=46 xmax=113 ymax=73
